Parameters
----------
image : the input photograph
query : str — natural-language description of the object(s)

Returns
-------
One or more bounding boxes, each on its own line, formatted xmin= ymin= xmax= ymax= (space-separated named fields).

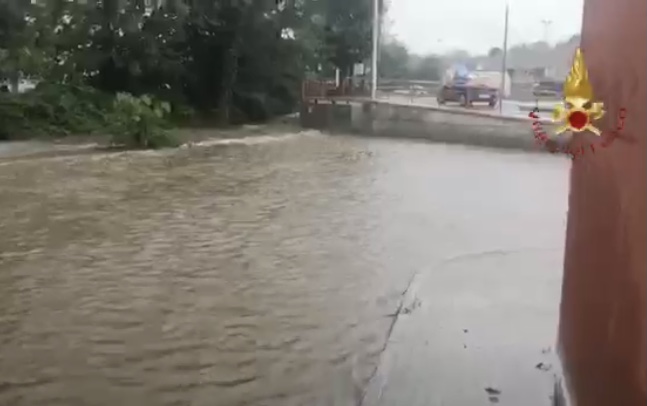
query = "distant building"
xmin=473 ymin=36 xmax=580 ymax=83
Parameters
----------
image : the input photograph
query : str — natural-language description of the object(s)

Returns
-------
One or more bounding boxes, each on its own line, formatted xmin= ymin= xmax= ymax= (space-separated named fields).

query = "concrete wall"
xmin=300 ymin=101 xmax=354 ymax=134
xmin=301 ymin=100 xmax=555 ymax=152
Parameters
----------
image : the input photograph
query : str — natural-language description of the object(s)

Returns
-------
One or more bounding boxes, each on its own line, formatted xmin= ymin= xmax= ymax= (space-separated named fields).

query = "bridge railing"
xmin=301 ymin=78 xmax=370 ymax=102
xmin=301 ymin=78 xmax=446 ymax=102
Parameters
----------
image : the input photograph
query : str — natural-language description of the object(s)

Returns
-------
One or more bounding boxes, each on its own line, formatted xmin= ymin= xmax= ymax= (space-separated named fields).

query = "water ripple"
xmin=0 ymin=131 xmax=568 ymax=405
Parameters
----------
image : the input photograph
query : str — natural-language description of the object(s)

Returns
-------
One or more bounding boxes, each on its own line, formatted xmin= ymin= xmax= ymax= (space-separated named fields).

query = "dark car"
xmin=437 ymin=83 xmax=498 ymax=107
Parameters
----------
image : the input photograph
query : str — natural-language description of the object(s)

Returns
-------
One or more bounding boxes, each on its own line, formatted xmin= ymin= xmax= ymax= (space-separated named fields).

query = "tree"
xmin=318 ymin=0 xmax=387 ymax=76
xmin=380 ymin=40 xmax=409 ymax=78
xmin=0 ymin=0 xmax=43 ymax=90
xmin=409 ymin=55 xmax=441 ymax=81
xmin=0 ymin=0 xmax=380 ymax=135
xmin=488 ymin=47 xmax=503 ymax=58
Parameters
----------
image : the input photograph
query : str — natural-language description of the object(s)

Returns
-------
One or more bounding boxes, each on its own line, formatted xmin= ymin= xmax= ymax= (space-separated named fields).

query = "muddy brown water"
xmin=0 ymin=130 xmax=568 ymax=406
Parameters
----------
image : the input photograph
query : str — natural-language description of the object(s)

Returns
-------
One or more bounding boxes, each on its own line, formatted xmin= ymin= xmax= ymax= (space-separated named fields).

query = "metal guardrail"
xmin=301 ymin=78 xmax=441 ymax=101
xmin=301 ymin=79 xmax=369 ymax=101
xmin=302 ymin=78 xmax=552 ymax=106
xmin=378 ymin=79 xmax=441 ymax=86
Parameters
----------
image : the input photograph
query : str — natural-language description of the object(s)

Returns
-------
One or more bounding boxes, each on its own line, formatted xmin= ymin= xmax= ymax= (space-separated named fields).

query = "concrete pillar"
xmin=558 ymin=0 xmax=646 ymax=405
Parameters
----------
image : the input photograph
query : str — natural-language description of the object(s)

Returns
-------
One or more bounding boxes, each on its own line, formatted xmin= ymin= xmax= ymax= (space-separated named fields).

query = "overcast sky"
xmin=388 ymin=0 xmax=584 ymax=55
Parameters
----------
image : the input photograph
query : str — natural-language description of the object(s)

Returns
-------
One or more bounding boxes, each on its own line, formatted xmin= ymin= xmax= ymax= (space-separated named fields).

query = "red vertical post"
xmin=558 ymin=0 xmax=647 ymax=405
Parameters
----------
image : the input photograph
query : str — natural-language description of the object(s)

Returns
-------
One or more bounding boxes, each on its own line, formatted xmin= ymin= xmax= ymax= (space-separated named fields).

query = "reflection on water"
xmin=0 ymin=130 xmax=568 ymax=405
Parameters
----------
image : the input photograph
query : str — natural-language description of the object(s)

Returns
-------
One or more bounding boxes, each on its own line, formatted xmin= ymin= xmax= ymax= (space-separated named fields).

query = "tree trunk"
xmin=217 ymin=4 xmax=250 ymax=124
xmin=217 ymin=33 xmax=242 ymax=124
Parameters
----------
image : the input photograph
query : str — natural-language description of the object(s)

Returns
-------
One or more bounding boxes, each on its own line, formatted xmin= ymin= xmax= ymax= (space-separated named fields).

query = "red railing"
xmin=301 ymin=78 xmax=369 ymax=101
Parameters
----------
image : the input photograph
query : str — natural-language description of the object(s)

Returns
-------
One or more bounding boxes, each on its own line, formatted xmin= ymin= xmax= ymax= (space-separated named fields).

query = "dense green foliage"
xmin=110 ymin=93 xmax=175 ymax=149
xmin=379 ymin=39 xmax=442 ymax=81
xmin=0 ymin=0 xmax=382 ymax=147
xmin=0 ymin=83 xmax=111 ymax=139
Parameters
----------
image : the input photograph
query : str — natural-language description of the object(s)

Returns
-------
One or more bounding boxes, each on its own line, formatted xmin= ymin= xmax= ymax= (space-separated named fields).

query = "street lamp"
xmin=541 ymin=19 xmax=553 ymax=43
xmin=371 ymin=0 xmax=379 ymax=100
xmin=499 ymin=3 xmax=509 ymax=114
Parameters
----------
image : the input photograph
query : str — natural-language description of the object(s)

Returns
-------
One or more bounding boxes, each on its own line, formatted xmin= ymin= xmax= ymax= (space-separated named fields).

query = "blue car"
xmin=437 ymin=68 xmax=500 ymax=108
xmin=437 ymin=82 xmax=499 ymax=107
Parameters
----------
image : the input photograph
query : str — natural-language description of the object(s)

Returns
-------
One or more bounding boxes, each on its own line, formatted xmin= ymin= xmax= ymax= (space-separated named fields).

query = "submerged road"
xmin=0 ymin=130 xmax=569 ymax=405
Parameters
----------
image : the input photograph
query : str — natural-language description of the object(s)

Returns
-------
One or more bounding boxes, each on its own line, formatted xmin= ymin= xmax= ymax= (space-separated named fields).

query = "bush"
xmin=108 ymin=93 xmax=178 ymax=149
xmin=169 ymin=103 xmax=196 ymax=125
xmin=0 ymin=83 xmax=112 ymax=140
xmin=0 ymin=85 xmax=178 ymax=149
xmin=233 ymin=91 xmax=270 ymax=123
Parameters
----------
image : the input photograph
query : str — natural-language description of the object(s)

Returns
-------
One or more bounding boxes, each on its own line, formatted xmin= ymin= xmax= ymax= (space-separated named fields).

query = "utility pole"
xmin=541 ymin=19 xmax=552 ymax=43
xmin=499 ymin=3 xmax=509 ymax=114
xmin=370 ymin=0 xmax=379 ymax=100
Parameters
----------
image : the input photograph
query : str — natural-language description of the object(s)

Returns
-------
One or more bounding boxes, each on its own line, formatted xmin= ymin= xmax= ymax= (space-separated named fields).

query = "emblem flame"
xmin=552 ymin=48 xmax=605 ymax=135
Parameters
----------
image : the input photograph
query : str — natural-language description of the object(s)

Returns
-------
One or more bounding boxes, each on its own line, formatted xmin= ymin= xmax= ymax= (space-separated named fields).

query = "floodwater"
xmin=0 ymin=130 xmax=569 ymax=406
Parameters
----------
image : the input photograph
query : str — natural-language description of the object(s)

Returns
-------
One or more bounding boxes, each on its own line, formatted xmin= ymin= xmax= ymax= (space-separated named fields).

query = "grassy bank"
xmin=0 ymin=83 xmax=301 ymax=151
xmin=0 ymin=122 xmax=306 ymax=163
xmin=0 ymin=83 xmax=273 ymax=149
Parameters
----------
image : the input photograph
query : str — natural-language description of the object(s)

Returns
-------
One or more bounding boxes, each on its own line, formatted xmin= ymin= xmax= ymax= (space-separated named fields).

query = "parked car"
xmin=437 ymin=83 xmax=498 ymax=107
xmin=532 ymin=80 xmax=563 ymax=98
xmin=437 ymin=69 xmax=506 ymax=108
